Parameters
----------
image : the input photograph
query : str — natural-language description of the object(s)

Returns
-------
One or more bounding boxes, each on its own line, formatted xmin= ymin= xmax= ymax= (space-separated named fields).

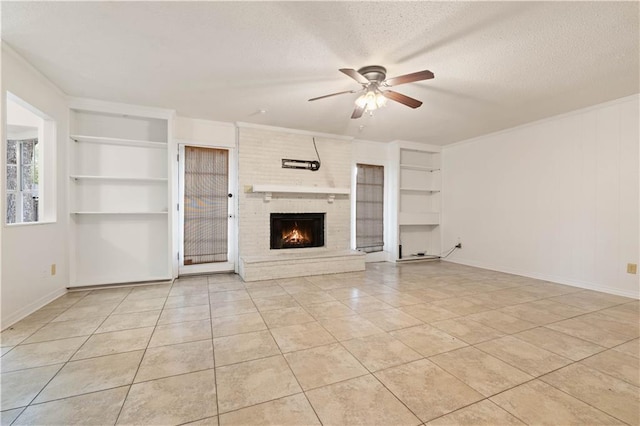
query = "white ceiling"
xmin=2 ymin=1 xmax=638 ymax=145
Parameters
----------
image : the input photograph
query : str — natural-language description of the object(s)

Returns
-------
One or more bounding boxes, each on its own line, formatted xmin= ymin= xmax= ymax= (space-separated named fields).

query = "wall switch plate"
xmin=627 ymin=263 xmax=637 ymax=274
xmin=50 ymin=264 xmax=56 ymax=276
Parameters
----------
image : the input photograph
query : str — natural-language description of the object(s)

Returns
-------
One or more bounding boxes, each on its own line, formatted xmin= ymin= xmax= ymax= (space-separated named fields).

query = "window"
xmin=6 ymin=138 xmax=39 ymax=223
xmin=5 ymin=93 xmax=51 ymax=224
xmin=356 ymin=163 xmax=384 ymax=253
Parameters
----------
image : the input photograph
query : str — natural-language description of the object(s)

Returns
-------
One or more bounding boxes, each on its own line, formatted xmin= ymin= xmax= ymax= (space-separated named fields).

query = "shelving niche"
xmin=392 ymin=142 xmax=442 ymax=260
xmin=68 ymin=99 xmax=174 ymax=286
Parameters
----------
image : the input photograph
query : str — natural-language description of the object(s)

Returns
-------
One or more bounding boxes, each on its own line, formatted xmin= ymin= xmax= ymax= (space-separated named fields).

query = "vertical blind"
xmin=184 ymin=146 xmax=228 ymax=265
xmin=356 ymin=163 xmax=384 ymax=253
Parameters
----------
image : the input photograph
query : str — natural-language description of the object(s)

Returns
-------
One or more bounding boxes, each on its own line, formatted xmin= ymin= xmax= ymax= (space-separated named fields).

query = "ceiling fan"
xmin=308 ymin=65 xmax=434 ymax=119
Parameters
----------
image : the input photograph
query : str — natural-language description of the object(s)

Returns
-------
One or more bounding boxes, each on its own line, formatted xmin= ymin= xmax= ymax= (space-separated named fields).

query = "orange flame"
xmin=282 ymin=222 xmax=311 ymax=245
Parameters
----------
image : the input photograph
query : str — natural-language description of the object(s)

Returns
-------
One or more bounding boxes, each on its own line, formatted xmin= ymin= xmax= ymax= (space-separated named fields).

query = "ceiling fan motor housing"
xmin=357 ymin=66 xmax=387 ymax=84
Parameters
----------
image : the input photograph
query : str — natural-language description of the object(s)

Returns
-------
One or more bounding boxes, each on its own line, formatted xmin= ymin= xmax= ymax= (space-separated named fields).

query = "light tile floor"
xmin=1 ymin=262 xmax=639 ymax=425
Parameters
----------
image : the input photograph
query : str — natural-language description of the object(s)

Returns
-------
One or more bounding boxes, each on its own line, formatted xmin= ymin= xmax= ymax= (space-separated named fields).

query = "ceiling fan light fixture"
xmin=310 ymin=65 xmax=433 ymax=119
xmin=375 ymin=92 xmax=387 ymax=109
xmin=355 ymin=90 xmax=387 ymax=111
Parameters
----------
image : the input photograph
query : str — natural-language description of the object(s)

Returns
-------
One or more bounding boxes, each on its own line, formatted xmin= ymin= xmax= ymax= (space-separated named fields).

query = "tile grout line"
xmin=15 ymin=288 xmax=133 ymax=418
xmin=246 ymin=279 xmax=324 ymax=425
xmin=212 ymin=276 xmax=312 ymax=424
xmin=535 ymin=370 xmax=637 ymax=425
xmin=206 ymin=277 xmax=221 ymax=425
xmin=112 ymin=284 xmax=170 ymax=425
xmin=0 ymin=292 xmax=90 ymax=354
xmin=3 ymin=265 xmax=637 ymax=425
xmin=424 ymin=344 xmax=632 ymax=425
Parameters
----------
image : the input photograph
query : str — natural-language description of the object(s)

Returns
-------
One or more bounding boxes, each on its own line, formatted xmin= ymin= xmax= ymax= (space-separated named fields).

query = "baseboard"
xmin=444 ymin=258 xmax=640 ymax=299
xmin=1 ymin=287 xmax=67 ymax=330
xmin=365 ymin=251 xmax=391 ymax=263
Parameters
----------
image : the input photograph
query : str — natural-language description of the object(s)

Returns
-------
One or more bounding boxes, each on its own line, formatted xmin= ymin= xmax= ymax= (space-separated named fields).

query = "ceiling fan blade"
xmin=384 ymin=70 xmax=434 ymax=87
xmin=339 ymin=68 xmax=370 ymax=85
xmin=351 ymin=104 xmax=365 ymax=119
xmin=383 ymin=90 xmax=423 ymax=109
xmin=308 ymin=90 xmax=356 ymax=102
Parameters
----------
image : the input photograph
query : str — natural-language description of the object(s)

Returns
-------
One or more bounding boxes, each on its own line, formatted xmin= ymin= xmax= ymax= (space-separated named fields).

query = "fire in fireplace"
xmin=270 ymin=213 xmax=325 ymax=249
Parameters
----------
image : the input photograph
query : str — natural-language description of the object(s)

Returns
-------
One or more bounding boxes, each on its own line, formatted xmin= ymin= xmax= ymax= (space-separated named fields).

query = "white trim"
xmin=364 ymin=251 xmax=390 ymax=263
xmin=71 ymin=275 xmax=172 ymax=288
xmin=179 ymin=262 xmax=234 ymax=276
xmin=444 ymin=258 xmax=640 ymax=299
xmin=400 ymin=165 xmax=440 ymax=172
xmin=177 ymin=117 xmax=235 ymax=129
xmin=4 ymin=220 xmax=56 ymax=228
xmin=1 ymin=287 xmax=67 ymax=330
xmin=236 ymin=121 xmax=354 ymax=141
xmin=68 ymin=97 xmax=175 ymax=120
xmin=174 ymin=138 xmax=235 ymax=149
xmin=444 ymin=93 xmax=640 ymax=150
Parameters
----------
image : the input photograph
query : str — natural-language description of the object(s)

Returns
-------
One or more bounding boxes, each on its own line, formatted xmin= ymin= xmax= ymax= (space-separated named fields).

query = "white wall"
xmin=1 ymin=44 xmax=70 ymax=327
xmin=175 ymin=116 xmax=235 ymax=146
xmin=7 ymin=97 xmax=44 ymax=129
xmin=442 ymin=95 xmax=639 ymax=298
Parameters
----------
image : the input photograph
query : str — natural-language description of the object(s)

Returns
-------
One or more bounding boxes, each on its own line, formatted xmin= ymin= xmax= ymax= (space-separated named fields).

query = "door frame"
xmin=176 ymin=141 xmax=237 ymax=276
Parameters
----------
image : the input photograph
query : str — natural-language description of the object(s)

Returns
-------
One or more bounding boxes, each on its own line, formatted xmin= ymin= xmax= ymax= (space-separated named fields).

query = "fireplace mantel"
xmin=251 ymin=184 xmax=350 ymax=203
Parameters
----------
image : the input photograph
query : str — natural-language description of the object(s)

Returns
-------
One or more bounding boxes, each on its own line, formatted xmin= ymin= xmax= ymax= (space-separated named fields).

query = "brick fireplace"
xmin=236 ymin=124 xmax=365 ymax=281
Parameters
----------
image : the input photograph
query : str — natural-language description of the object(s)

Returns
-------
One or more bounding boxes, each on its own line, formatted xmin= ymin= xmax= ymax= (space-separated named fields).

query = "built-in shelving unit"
xmin=68 ymin=98 xmax=175 ymax=287
xmin=390 ymin=141 xmax=442 ymax=261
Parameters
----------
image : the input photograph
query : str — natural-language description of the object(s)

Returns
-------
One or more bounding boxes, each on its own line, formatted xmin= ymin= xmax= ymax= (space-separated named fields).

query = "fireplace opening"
xmin=271 ymin=213 xmax=325 ymax=249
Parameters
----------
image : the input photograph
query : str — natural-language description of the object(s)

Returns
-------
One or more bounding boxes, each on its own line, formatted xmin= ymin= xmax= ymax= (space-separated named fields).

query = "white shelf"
xmin=70 ymin=134 xmax=167 ymax=149
xmin=400 ymin=164 xmax=440 ymax=172
xmin=400 ymin=187 xmax=440 ymax=193
xmin=399 ymin=212 xmax=440 ymax=226
xmin=70 ymin=175 xmax=168 ymax=182
xmin=71 ymin=211 xmax=169 ymax=215
xmin=252 ymin=184 xmax=349 ymax=203
xmin=252 ymin=184 xmax=350 ymax=195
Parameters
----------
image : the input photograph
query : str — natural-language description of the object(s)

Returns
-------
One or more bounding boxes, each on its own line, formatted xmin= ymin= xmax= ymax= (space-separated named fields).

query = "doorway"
xmin=178 ymin=145 xmax=235 ymax=275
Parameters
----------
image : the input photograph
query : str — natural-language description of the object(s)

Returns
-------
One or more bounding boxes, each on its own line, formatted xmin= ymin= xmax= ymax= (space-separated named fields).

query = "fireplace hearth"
xmin=271 ymin=213 xmax=325 ymax=249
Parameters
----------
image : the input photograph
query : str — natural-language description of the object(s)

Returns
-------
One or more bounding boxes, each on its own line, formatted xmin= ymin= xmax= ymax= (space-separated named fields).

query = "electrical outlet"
xmin=627 ymin=263 xmax=637 ymax=274
xmin=50 ymin=263 xmax=56 ymax=276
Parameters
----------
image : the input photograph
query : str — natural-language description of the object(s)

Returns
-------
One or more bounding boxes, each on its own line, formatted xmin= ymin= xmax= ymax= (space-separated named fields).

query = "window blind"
xmin=183 ymin=146 xmax=228 ymax=264
xmin=356 ymin=163 xmax=384 ymax=253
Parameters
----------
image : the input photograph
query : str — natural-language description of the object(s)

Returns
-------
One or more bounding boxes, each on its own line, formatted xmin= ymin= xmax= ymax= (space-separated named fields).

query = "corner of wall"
xmin=1 ymin=44 xmax=70 ymax=328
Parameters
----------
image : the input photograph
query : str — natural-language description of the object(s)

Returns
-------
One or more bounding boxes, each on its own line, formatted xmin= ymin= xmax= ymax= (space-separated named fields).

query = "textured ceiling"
xmin=2 ymin=1 xmax=638 ymax=145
